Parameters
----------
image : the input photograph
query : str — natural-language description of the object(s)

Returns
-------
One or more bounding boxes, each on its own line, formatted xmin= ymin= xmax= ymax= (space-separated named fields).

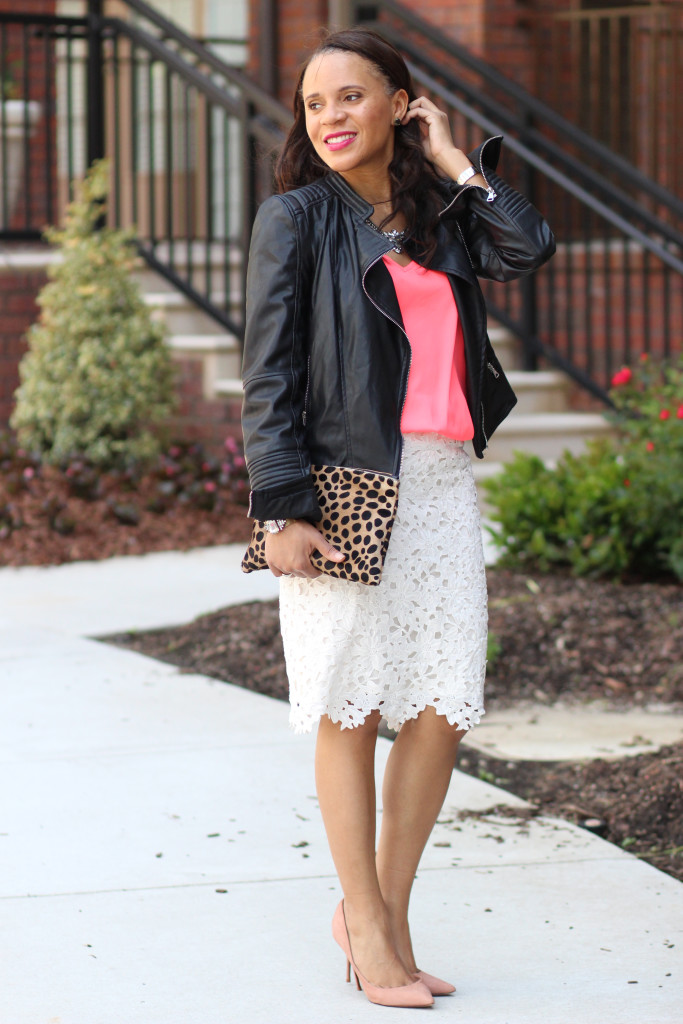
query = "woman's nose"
xmin=322 ymin=103 xmax=346 ymax=125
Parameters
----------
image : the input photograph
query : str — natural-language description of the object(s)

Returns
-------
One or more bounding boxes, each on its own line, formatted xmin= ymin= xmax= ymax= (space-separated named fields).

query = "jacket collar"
xmin=322 ymin=172 xmax=477 ymax=283
xmin=324 ymin=172 xmax=375 ymax=219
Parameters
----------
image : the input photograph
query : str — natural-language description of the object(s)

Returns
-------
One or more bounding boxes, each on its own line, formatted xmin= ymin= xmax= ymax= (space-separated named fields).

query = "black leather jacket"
xmin=242 ymin=137 xmax=555 ymax=522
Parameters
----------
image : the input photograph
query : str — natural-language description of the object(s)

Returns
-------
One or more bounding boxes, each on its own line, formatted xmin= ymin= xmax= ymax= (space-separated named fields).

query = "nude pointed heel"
xmin=416 ymin=970 xmax=456 ymax=996
xmin=332 ymin=901 xmax=434 ymax=1008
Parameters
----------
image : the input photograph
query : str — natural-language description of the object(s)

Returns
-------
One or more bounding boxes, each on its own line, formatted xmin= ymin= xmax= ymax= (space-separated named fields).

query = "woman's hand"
xmin=402 ymin=96 xmax=486 ymax=186
xmin=265 ymin=520 xmax=345 ymax=579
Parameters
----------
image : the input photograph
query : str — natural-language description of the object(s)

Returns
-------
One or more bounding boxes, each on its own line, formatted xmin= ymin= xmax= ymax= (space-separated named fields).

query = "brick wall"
xmin=168 ymin=357 xmax=243 ymax=454
xmin=248 ymin=0 xmax=535 ymax=104
xmin=0 ymin=260 xmax=47 ymax=427
xmin=249 ymin=0 xmax=329 ymax=106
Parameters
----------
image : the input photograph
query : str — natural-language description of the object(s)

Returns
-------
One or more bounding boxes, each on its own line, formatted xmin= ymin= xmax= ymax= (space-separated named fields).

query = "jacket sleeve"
xmin=241 ymin=195 xmax=321 ymax=522
xmin=441 ymin=136 xmax=556 ymax=282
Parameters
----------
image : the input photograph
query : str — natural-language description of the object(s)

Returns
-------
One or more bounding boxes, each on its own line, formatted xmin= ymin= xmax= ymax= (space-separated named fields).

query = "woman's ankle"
xmin=343 ymin=890 xmax=387 ymax=921
xmin=382 ymin=905 xmax=417 ymax=971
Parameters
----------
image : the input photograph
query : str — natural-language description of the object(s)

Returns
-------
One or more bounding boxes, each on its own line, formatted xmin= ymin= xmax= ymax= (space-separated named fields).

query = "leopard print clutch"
xmin=241 ymin=465 xmax=400 ymax=586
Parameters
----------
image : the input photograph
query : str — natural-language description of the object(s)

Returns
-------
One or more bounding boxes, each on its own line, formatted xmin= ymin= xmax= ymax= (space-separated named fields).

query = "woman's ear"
xmin=392 ymin=89 xmax=409 ymax=124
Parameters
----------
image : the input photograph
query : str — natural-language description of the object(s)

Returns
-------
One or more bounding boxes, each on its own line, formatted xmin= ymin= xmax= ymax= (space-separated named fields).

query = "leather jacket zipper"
xmin=440 ymin=136 xmax=500 ymax=219
xmin=302 ymin=354 xmax=311 ymax=426
xmin=362 ymin=250 xmax=412 ymax=478
xmin=456 ymin=221 xmax=476 ymax=270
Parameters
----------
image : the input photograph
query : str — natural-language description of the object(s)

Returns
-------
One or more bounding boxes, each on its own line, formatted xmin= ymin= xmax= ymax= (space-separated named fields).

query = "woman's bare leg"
xmin=376 ymin=706 xmax=465 ymax=972
xmin=315 ymin=710 xmax=415 ymax=988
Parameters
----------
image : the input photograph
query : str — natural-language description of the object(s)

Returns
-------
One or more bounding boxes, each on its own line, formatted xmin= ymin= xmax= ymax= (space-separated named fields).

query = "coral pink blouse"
xmin=382 ymin=256 xmax=474 ymax=441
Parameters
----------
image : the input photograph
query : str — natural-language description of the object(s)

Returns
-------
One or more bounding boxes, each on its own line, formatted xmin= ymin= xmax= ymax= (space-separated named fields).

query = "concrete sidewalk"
xmin=1 ymin=546 xmax=681 ymax=1024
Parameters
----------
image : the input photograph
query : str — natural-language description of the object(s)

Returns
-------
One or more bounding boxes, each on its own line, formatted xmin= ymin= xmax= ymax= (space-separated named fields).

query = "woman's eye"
xmin=344 ymin=93 xmax=361 ymax=102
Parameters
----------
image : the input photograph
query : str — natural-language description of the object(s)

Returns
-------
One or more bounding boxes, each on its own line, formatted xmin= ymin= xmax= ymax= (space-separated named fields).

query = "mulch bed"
xmin=105 ymin=569 xmax=683 ymax=884
xmin=0 ymin=464 xmax=252 ymax=566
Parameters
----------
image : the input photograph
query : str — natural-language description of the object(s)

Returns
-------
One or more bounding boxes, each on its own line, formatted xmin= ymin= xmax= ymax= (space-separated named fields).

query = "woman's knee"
xmin=404 ymin=705 xmax=466 ymax=745
xmin=319 ymin=708 xmax=383 ymax=742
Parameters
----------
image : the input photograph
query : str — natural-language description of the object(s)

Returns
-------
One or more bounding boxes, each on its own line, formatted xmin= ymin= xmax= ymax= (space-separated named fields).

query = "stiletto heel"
xmin=416 ymin=970 xmax=456 ymax=996
xmin=332 ymin=901 xmax=433 ymax=1008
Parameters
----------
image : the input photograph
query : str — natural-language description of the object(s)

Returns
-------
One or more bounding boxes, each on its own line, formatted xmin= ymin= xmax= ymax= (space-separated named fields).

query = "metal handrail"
xmin=352 ymin=0 xmax=683 ymax=223
xmin=409 ymin=61 xmax=683 ymax=273
xmin=115 ymin=0 xmax=291 ymax=129
xmin=396 ymin=34 xmax=683 ymax=253
xmin=104 ymin=18 xmax=247 ymax=119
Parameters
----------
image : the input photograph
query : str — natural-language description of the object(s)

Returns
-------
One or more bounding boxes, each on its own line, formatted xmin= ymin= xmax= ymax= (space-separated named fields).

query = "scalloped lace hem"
xmin=289 ymin=697 xmax=486 ymax=735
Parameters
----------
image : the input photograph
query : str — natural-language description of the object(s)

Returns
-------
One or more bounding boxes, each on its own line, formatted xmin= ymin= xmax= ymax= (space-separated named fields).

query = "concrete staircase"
xmin=136 ymin=265 xmax=243 ymax=400
xmin=468 ymin=325 xmax=611 ymax=503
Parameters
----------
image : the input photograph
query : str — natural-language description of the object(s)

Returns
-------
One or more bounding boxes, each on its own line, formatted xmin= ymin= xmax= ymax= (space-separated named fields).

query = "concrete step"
xmin=133 ymin=242 xmax=242 ymax=295
xmin=482 ymin=411 xmax=611 ymax=463
xmin=214 ymin=377 xmax=244 ymax=399
xmin=505 ymin=370 xmax=570 ymax=414
xmin=144 ymin=290 xmax=243 ymax=336
xmin=487 ymin=325 xmax=523 ymax=371
xmin=471 ymin=458 xmax=504 ymax=515
xmin=168 ymin=336 xmax=241 ymax=399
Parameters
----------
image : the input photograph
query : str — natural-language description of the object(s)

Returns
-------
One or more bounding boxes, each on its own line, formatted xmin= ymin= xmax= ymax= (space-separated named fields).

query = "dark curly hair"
xmin=275 ymin=28 xmax=444 ymax=264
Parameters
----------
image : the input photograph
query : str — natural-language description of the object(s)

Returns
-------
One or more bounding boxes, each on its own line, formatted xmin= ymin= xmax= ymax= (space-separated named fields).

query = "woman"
xmin=241 ymin=28 xmax=554 ymax=1009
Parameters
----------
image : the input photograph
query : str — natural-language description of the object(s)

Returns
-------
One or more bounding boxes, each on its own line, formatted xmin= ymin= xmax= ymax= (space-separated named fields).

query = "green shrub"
xmin=11 ymin=160 xmax=176 ymax=468
xmin=483 ymin=355 xmax=683 ymax=582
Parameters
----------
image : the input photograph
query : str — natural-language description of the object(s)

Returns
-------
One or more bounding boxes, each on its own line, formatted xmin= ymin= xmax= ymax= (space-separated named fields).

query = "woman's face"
xmin=302 ymin=50 xmax=406 ymax=185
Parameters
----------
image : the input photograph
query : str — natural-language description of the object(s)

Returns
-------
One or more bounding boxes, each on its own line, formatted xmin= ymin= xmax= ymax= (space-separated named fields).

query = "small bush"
xmin=11 ymin=160 xmax=176 ymax=468
xmin=483 ymin=355 xmax=683 ymax=582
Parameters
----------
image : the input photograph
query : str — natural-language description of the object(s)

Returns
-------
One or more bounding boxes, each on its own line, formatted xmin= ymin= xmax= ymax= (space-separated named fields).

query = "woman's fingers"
xmin=265 ymin=520 xmax=345 ymax=579
xmin=403 ymin=96 xmax=455 ymax=160
xmin=316 ymin=535 xmax=346 ymax=563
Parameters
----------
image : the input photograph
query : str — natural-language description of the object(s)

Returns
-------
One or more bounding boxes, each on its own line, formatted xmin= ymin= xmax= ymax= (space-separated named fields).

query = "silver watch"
xmin=264 ymin=518 xmax=290 ymax=533
xmin=456 ymin=164 xmax=476 ymax=186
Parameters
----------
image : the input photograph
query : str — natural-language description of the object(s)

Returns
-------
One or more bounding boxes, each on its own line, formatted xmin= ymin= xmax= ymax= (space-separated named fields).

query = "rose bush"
xmin=483 ymin=355 xmax=683 ymax=581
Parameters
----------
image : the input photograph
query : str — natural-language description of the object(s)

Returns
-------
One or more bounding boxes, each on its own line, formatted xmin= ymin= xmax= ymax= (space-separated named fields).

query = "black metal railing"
xmin=1 ymin=0 xmax=681 ymax=399
xmin=532 ymin=3 xmax=683 ymax=201
xmin=0 ymin=0 xmax=290 ymax=339
xmin=351 ymin=0 xmax=683 ymax=399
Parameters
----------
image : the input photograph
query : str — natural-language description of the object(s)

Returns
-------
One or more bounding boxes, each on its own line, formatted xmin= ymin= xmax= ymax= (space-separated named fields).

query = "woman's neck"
xmin=338 ymin=170 xmax=407 ymax=231
xmin=339 ymin=169 xmax=392 ymax=207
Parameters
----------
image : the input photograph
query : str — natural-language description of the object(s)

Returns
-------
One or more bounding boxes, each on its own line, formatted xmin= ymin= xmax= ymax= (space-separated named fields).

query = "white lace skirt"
xmin=279 ymin=433 xmax=488 ymax=734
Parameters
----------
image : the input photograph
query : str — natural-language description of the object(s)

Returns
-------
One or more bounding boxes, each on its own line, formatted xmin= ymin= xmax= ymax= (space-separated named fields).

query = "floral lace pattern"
xmin=279 ymin=433 xmax=488 ymax=734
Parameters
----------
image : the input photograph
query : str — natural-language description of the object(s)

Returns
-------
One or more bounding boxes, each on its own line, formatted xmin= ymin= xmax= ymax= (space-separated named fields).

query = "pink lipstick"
xmin=324 ymin=132 xmax=357 ymax=150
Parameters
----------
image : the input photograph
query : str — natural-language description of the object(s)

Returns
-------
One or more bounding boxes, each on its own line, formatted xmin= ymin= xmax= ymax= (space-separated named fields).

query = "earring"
xmin=394 ymin=116 xmax=402 ymax=126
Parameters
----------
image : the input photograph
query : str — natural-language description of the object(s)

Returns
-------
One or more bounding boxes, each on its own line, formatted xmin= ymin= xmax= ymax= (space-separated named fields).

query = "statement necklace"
xmin=367 ymin=218 xmax=408 ymax=254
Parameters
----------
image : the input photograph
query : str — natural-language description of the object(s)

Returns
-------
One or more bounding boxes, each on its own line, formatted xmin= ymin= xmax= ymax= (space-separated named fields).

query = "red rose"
xmin=646 ymin=441 xmax=655 ymax=452
xmin=677 ymin=405 xmax=683 ymax=419
xmin=611 ymin=367 xmax=632 ymax=387
xmin=623 ymin=478 xmax=631 ymax=487
xmin=660 ymin=409 xmax=671 ymax=421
